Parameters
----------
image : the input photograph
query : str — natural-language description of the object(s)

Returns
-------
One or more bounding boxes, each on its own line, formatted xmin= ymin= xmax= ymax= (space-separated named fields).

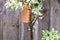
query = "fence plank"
xmin=23 ymin=23 xmax=30 ymax=40
xmin=0 ymin=0 xmax=4 ymax=40
xmin=30 ymin=0 xmax=50 ymax=40
xmin=41 ymin=0 xmax=50 ymax=30
xmin=0 ymin=14 xmax=3 ymax=40
xmin=38 ymin=0 xmax=50 ymax=40
xmin=19 ymin=9 xmax=24 ymax=40
xmin=3 ymin=9 xmax=19 ymax=40
xmin=50 ymin=0 xmax=60 ymax=32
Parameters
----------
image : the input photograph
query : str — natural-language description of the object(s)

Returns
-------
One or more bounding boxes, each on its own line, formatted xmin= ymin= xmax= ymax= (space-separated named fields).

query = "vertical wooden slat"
xmin=50 ymin=0 xmax=60 ymax=32
xmin=38 ymin=19 xmax=43 ymax=40
xmin=23 ymin=23 xmax=30 ymax=40
xmin=0 ymin=14 xmax=3 ymax=40
xmin=33 ymin=20 xmax=39 ymax=40
xmin=3 ymin=9 xmax=19 ymax=40
xmin=19 ymin=9 xmax=24 ymax=40
xmin=50 ymin=0 xmax=57 ymax=30
xmin=42 ymin=0 xmax=50 ymax=30
xmin=38 ymin=0 xmax=50 ymax=40
xmin=0 ymin=0 xmax=4 ymax=40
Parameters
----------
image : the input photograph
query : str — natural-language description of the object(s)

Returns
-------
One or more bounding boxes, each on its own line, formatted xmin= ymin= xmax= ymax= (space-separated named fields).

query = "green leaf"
xmin=30 ymin=0 xmax=38 ymax=4
xmin=32 ymin=0 xmax=43 ymax=15
xmin=42 ymin=28 xmax=60 ymax=40
xmin=16 ymin=0 xmax=20 ymax=2
xmin=38 ymin=0 xmax=43 ymax=10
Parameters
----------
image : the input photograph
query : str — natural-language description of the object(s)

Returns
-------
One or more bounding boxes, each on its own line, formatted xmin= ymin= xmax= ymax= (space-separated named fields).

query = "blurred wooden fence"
xmin=0 ymin=0 xmax=60 ymax=40
xmin=50 ymin=0 xmax=60 ymax=33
